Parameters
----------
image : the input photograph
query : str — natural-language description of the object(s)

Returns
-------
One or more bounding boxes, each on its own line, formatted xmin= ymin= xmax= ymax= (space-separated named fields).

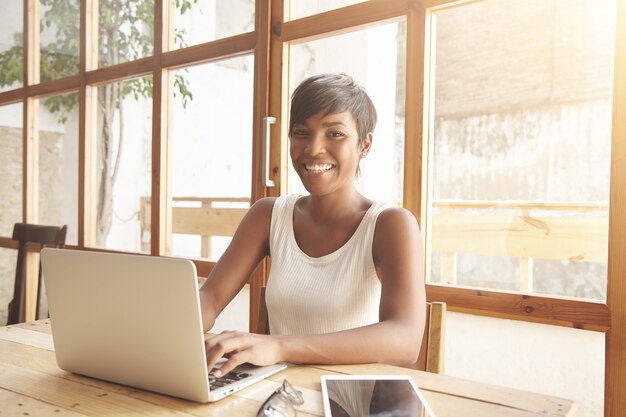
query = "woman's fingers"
xmin=204 ymin=332 xmax=279 ymax=377
xmin=205 ymin=331 xmax=252 ymax=373
xmin=214 ymin=350 xmax=251 ymax=377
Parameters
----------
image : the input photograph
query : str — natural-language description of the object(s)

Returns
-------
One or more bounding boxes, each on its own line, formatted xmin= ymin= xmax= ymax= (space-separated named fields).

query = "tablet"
xmin=320 ymin=375 xmax=437 ymax=417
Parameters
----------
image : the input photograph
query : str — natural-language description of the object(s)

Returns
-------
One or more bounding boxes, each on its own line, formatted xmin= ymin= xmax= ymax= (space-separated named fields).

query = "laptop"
xmin=40 ymin=248 xmax=286 ymax=403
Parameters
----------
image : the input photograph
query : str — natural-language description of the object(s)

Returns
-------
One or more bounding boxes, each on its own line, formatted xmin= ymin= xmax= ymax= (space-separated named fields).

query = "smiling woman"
xmin=198 ymin=73 xmax=427 ymax=380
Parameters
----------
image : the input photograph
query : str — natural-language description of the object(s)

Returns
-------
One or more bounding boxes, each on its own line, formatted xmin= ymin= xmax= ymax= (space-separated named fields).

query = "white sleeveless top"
xmin=265 ymin=194 xmax=389 ymax=335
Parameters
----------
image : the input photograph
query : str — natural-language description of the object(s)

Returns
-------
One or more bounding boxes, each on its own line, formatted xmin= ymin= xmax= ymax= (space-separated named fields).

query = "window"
xmin=98 ymin=0 xmax=154 ymax=68
xmin=0 ymin=0 xmax=260 ymax=266
xmin=173 ymin=0 xmax=255 ymax=48
xmin=0 ymin=103 xmax=22 ymax=236
xmin=0 ymin=248 xmax=18 ymax=323
xmin=40 ymin=0 xmax=80 ymax=80
xmin=169 ymin=56 xmax=254 ymax=261
xmin=0 ymin=1 xmax=23 ymax=92
xmin=427 ymin=0 xmax=616 ymax=300
xmin=95 ymin=77 xmax=152 ymax=252
xmin=37 ymin=92 xmax=79 ymax=245
xmin=288 ymin=0 xmax=367 ymax=20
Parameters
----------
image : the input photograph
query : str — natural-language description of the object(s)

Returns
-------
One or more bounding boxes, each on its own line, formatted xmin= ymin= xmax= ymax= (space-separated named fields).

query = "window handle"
xmin=263 ymin=116 xmax=276 ymax=187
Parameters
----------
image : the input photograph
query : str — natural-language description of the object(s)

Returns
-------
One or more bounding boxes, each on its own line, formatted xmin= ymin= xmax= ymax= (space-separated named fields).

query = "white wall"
xmin=210 ymin=286 xmax=249 ymax=333
xmin=444 ymin=312 xmax=604 ymax=417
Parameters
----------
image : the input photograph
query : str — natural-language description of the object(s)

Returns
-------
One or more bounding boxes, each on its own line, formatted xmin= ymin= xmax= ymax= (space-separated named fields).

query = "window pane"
xmin=168 ymin=56 xmax=254 ymax=261
xmin=38 ymin=92 xmax=78 ymax=245
xmin=288 ymin=21 xmax=406 ymax=206
xmin=289 ymin=0 xmax=367 ymax=20
xmin=172 ymin=0 xmax=255 ymax=49
xmin=0 ymin=1 xmax=23 ymax=92
xmin=99 ymin=0 xmax=154 ymax=68
xmin=40 ymin=0 xmax=79 ymax=80
xmin=0 ymin=103 xmax=23 ymax=236
xmin=0 ymin=248 xmax=18 ymax=324
xmin=428 ymin=0 xmax=616 ymax=300
xmin=95 ymin=76 xmax=152 ymax=252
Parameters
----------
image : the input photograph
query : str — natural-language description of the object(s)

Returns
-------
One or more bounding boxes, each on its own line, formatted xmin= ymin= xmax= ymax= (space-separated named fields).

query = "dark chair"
xmin=256 ymin=286 xmax=447 ymax=374
xmin=6 ymin=223 xmax=67 ymax=325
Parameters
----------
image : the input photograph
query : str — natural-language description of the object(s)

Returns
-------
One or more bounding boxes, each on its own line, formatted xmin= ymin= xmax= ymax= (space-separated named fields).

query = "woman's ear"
xmin=360 ymin=132 xmax=373 ymax=158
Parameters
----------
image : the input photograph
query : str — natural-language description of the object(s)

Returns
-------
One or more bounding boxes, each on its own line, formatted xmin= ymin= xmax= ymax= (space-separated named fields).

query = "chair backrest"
xmin=257 ymin=286 xmax=270 ymax=335
xmin=7 ymin=223 xmax=67 ymax=325
xmin=256 ymin=287 xmax=447 ymax=374
xmin=414 ymin=301 xmax=447 ymax=374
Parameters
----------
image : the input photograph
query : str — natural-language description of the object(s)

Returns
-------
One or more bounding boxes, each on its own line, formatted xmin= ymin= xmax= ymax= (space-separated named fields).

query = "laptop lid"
xmin=41 ymin=248 xmax=212 ymax=402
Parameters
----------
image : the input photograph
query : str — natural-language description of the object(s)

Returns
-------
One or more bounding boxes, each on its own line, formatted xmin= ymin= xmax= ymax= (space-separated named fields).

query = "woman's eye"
xmin=328 ymin=131 xmax=345 ymax=138
xmin=291 ymin=129 xmax=309 ymax=137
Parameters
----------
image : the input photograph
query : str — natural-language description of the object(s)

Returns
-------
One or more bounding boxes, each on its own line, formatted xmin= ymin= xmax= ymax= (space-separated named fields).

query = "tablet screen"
xmin=321 ymin=375 xmax=436 ymax=417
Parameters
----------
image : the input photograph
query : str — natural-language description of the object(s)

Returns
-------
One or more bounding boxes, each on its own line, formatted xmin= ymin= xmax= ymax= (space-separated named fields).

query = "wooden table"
xmin=0 ymin=320 xmax=575 ymax=416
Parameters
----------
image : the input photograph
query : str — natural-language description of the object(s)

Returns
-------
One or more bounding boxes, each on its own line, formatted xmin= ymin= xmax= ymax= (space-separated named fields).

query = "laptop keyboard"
xmin=208 ymin=367 xmax=252 ymax=390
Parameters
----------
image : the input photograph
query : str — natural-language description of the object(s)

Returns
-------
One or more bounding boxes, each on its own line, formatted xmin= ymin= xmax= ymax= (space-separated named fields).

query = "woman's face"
xmin=289 ymin=110 xmax=371 ymax=197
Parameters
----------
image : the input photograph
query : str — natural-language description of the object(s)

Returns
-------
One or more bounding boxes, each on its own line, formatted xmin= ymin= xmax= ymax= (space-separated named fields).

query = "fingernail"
xmin=214 ymin=370 xmax=222 ymax=377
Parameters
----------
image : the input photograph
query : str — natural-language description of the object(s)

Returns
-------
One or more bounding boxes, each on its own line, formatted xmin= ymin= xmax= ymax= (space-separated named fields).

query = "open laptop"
xmin=40 ymin=248 xmax=286 ymax=403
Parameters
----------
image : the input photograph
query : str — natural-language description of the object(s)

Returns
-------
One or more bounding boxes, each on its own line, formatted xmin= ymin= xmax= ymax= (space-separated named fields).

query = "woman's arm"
xmin=199 ymin=197 xmax=276 ymax=333
xmin=204 ymin=207 xmax=426 ymax=376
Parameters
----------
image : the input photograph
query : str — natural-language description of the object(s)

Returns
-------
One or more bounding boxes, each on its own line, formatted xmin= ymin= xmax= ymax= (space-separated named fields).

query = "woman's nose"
xmin=304 ymin=134 xmax=324 ymax=155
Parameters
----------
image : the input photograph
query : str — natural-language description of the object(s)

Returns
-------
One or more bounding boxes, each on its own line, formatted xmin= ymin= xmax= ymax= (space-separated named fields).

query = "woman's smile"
xmin=303 ymin=162 xmax=335 ymax=173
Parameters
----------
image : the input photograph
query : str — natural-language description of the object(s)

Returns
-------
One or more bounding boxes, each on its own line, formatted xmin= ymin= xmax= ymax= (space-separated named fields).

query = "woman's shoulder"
xmin=372 ymin=206 xmax=422 ymax=267
xmin=377 ymin=205 xmax=418 ymax=225
xmin=247 ymin=194 xmax=300 ymax=220
xmin=374 ymin=206 xmax=420 ymax=243
xmin=248 ymin=196 xmax=278 ymax=219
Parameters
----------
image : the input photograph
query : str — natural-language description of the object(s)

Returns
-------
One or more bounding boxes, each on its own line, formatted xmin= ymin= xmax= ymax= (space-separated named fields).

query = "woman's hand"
xmin=205 ymin=331 xmax=284 ymax=377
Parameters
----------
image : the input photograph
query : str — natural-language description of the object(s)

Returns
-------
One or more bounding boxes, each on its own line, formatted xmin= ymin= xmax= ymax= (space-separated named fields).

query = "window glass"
xmin=428 ymin=0 xmax=616 ymax=300
xmin=288 ymin=21 xmax=406 ymax=207
xmin=38 ymin=92 xmax=78 ymax=245
xmin=0 ymin=248 xmax=18 ymax=324
xmin=40 ymin=0 xmax=79 ymax=80
xmin=288 ymin=0 xmax=367 ymax=21
xmin=95 ymin=76 xmax=152 ymax=252
xmin=172 ymin=0 xmax=255 ymax=49
xmin=0 ymin=1 xmax=23 ymax=92
xmin=99 ymin=0 xmax=154 ymax=68
xmin=168 ymin=55 xmax=254 ymax=261
xmin=0 ymin=103 xmax=23 ymax=236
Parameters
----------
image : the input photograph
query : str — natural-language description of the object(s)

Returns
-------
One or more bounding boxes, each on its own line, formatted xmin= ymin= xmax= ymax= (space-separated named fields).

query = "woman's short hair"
xmin=289 ymin=73 xmax=377 ymax=145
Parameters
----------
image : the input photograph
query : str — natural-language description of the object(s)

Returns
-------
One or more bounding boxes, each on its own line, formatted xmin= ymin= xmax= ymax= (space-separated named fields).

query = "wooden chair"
xmin=256 ymin=286 xmax=270 ymax=336
xmin=6 ymin=223 xmax=67 ymax=325
xmin=256 ymin=287 xmax=447 ymax=374
xmin=414 ymin=301 xmax=447 ymax=374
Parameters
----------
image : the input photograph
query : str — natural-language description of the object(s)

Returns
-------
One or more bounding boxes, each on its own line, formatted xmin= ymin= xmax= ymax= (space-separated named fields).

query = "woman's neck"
xmin=299 ymin=189 xmax=370 ymax=224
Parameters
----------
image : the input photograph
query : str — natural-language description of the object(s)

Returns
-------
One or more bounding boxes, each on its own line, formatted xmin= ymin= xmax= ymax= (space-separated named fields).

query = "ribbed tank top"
xmin=265 ymin=194 xmax=389 ymax=335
